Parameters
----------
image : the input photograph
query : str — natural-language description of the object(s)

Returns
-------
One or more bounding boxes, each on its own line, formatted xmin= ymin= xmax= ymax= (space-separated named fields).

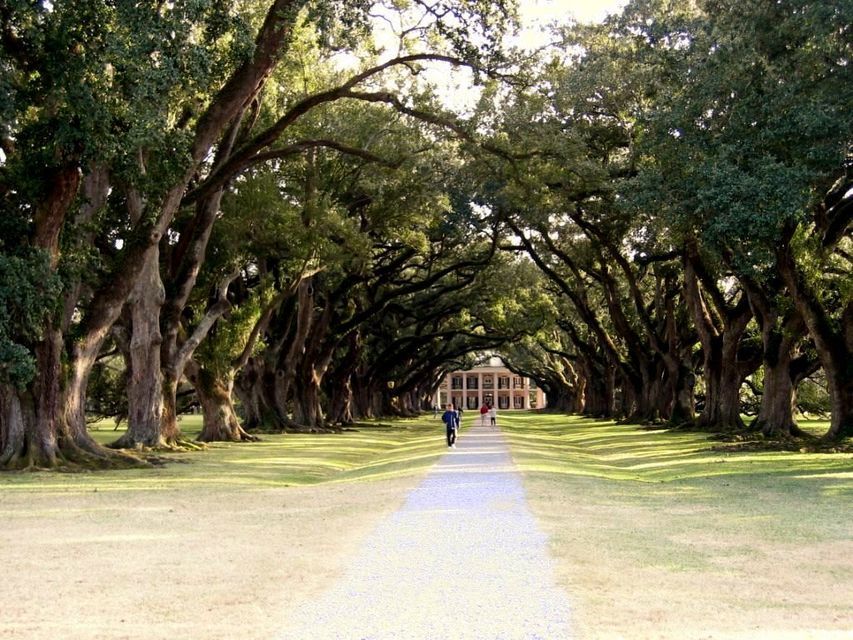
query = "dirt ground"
xmin=0 ymin=477 xmax=422 ymax=640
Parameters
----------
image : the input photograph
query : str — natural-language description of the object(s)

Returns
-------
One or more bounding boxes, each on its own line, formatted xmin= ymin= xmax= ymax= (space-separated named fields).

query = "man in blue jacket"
xmin=441 ymin=403 xmax=460 ymax=448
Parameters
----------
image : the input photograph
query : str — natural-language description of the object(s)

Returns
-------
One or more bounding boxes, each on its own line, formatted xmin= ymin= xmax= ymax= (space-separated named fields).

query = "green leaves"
xmin=0 ymin=248 xmax=63 ymax=387
xmin=627 ymin=0 xmax=853 ymax=273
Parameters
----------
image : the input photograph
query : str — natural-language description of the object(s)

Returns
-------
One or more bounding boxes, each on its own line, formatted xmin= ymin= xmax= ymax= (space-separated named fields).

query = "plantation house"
xmin=434 ymin=357 xmax=546 ymax=411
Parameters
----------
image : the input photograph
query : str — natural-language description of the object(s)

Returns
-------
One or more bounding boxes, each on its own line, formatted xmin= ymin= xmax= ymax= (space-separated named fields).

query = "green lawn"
xmin=500 ymin=412 xmax=853 ymax=487
xmin=1 ymin=414 xmax=449 ymax=493
xmin=2 ymin=411 xmax=851 ymax=638
xmin=500 ymin=411 xmax=852 ymax=549
xmin=498 ymin=412 xmax=853 ymax=638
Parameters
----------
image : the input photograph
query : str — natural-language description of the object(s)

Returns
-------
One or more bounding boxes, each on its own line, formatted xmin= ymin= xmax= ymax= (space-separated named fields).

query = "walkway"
xmin=276 ymin=423 xmax=574 ymax=640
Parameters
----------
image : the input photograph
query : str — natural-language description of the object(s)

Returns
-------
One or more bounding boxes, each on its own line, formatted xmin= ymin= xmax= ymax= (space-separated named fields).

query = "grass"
xmin=500 ymin=411 xmax=853 ymax=544
xmin=498 ymin=412 xmax=853 ymax=638
xmin=0 ymin=415 xmax=453 ymax=640
xmin=500 ymin=412 xmax=853 ymax=486
xmin=1 ymin=414 xmax=449 ymax=493
xmin=2 ymin=410 xmax=851 ymax=638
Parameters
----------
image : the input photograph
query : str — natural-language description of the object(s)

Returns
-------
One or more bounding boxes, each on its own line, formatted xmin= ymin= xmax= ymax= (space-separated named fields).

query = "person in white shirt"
xmin=488 ymin=404 xmax=497 ymax=428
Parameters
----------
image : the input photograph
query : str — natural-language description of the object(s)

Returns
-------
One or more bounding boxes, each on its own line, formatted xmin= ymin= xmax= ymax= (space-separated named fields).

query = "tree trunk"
xmin=664 ymin=357 xmax=695 ymax=426
xmin=1 ymin=167 xmax=71 ymax=468
xmin=350 ymin=371 xmax=375 ymax=420
xmin=747 ymin=301 xmax=808 ymax=438
xmin=616 ymin=375 xmax=635 ymax=420
xmin=324 ymin=331 xmax=360 ymax=425
xmin=234 ymin=357 xmax=292 ymax=430
xmin=582 ymin=359 xmax=614 ymax=417
xmin=326 ymin=373 xmax=354 ymax=425
xmin=189 ymin=364 xmax=258 ymax=442
xmin=2 ymin=327 xmax=119 ymax=469
xmin=233 ymin=357 xmax=266 ymax=428
xmin=292 ymin=370 xmax=324 ymax=429
xmin=0 ymin=385 xmax=36 ymax=468
xmin=752 ymin=357 xmax=801 ymax=438
xmin=542 ymin=383 xmax=579 ymax=413
xmin=777 ymin=243 xmax=853 ymax=441
xmin=63 ymin=347 xmax=107 ymax=453
xmin=627 ymin=360 xmax=665 ymax=423
xmin=643 ymin=364 xmax=666 ymax=423
xmin=698 ymin=333 xmax=749 ymax=430
xmin=661 ymin=276 xmax=696 ymax=426
xmin=30 ymin=325 xmax=63 ymax=466
xmin=240 ymin=278 xmax=318 ymax=431
xmin=824 ymin=370 xmax=853 ymax=441
xmin=683 ymin=256 xmax=753 ymax=431
xmin=159 ymin=368 xmax=183 ymax=441
xmin=113 ymin=247 xmax=169 ymax=448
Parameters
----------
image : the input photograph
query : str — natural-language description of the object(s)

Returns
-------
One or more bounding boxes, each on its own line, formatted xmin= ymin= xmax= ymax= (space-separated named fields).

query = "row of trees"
xmin=0 ymin=0 xmax=537 ymax=467
xmin=0 ymin=0 xmax=850 ymax=470
xmin=492 ymin=0 xmax=851 ymax=441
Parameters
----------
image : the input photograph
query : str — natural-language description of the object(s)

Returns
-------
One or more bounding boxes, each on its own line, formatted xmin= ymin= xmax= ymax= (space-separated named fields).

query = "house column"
xmin=478 ymin=372 xmax=483 ymax=409
xmin=523 ymin=376 xmax=530 ymax=409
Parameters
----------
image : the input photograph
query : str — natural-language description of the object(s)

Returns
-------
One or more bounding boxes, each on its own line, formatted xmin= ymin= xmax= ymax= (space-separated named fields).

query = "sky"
xmin=518 ymin=0 xmax=629 ymax=32
xmin=412 ymin=0 xmax=629 ymax=112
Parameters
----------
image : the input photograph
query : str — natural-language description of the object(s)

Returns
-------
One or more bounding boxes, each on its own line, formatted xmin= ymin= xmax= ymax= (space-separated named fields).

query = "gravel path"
xmin=276 ymin=423 xmax=574 ymax=640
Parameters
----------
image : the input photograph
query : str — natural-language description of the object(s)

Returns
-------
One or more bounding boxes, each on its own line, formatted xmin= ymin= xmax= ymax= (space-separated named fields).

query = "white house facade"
xmin=433 ymin=357 xmax=546 ymax=411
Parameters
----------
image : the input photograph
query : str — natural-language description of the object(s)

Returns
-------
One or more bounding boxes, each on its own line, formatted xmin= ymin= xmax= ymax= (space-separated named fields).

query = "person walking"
xmin=479 ymin=402 xmax=489 ymax=427
xmin=488 ymin=404 xmax=497 ymax=428
xmin=442 ymin=403 xmax=460 ymax=448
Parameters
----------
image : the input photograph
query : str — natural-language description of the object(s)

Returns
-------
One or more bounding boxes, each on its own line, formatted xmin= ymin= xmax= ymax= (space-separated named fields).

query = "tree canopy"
xmin=0 ymin=0 xmax=850 ymax=469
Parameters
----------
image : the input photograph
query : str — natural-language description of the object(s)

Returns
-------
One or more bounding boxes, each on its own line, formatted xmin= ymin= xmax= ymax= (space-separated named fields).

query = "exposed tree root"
xmin=196 ymin=428 xmax=260 ymax=443
xmin=246 ymin=415 xmax=343 ymax=435
xmin=107 ymin=434 xmax=206 ymax=453
xmin=195 ymin=409 xmax=261 ymax=442
xmin=0 ymin=438 xmax=151 ymax=472
xmin=709 ymin=428 xmax=851 ymax=453
xmin=251 ymin=424 xmax=343 ymax=435
xmin=348 ymin=421 xmax=396 ymax=430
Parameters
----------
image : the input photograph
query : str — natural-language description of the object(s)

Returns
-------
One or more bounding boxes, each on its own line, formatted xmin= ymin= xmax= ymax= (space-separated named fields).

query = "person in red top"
xmin=479 ymin=402 xmax=489 ymax=426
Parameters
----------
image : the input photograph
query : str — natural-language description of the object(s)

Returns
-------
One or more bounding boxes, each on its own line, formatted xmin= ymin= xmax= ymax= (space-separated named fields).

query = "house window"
xmin=498 ymin=376 xmax=510 ymax=389
xmin=466 ymin=375 xmax=478 ymax=390
xmin=512 ymin=376 xmax=524 ymax=389
xmin=483 ymin=376 xmax=494 ymax=389
xmin=498 ymin=396 xmax=510 ymax=409
xmin=451 ymin=376 xmax=463 ymax=390
xmin=513 ymin=395 xmax=525 ymax=409
xmin=467 ymin=396 xmax=479 ymax=410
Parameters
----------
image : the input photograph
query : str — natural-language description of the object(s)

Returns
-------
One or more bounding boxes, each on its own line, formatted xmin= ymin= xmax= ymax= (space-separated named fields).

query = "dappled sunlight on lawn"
xmin=499 ymin=413 xmax=853 ymax=488
xmin=8 ymin=413 xmax=850 ymax=495
xmin=507 ymin=413 xmax=853 ymax=640
xmin=3 ymin=417 xmax=448 ymax=492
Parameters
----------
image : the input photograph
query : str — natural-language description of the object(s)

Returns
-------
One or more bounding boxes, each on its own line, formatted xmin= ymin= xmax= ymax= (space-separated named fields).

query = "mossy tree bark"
xmin=606 ymin=244 xmax=697 ymax=426
xmin=114 ymin=245 xmax=168 ymax=449
xmin=325 ymin=331 xmax=360 ymax=425
xmin=188 ymin=363 xmax=257 ymax=442
xmin=1 ymin=0 xmax=308 ymax=469
xmin=684 ymin=251 xmax=760 ymax=431
xmin=742 ymin=276 xmax=812 ymax=439
xmin=777 ymin=239 xmax=853 ymax=442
